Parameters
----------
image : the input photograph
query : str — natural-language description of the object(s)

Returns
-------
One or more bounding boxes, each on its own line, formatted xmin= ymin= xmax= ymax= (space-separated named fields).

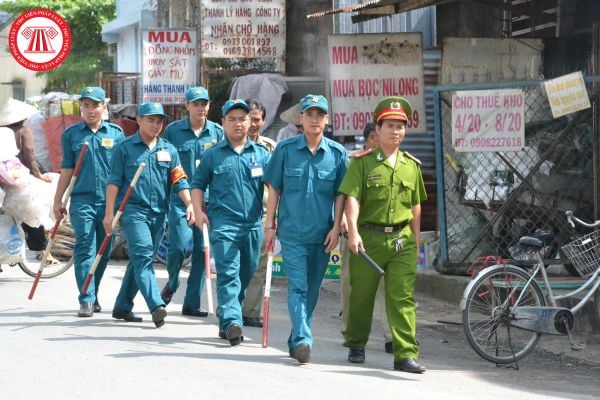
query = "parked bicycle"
xmin=461 ymin=211 xmax=600 ymax=367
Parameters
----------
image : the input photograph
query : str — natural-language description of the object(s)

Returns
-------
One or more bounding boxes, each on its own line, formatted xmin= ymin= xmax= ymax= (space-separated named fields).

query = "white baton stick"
xmin=202 ymin=223 xmax=214 ymax=315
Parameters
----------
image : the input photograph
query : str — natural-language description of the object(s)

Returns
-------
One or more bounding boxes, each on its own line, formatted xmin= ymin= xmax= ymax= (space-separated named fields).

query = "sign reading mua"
xmin=328 ymin=33 xmax=426 ymax=136
xmin=142 ymin=29 xmax=198 ymax=103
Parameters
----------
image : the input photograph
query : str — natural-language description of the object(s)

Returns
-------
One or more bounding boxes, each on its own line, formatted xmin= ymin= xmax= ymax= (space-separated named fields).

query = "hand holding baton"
xmin=202 ymin=223 xmax=214 ymax=315
xmin=343 ymin=232 xmax=384 ymax=276
xmin=82 ymin=163 xmax=145 ymax=294
xmin=261 ymin=240 xmax=275 ymax=348
xmin=28 ymin=142 xmax=89 ymax=300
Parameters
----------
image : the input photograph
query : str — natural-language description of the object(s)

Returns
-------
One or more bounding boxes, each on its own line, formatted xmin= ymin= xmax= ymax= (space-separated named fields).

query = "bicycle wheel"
xmin=462 ymin=265 xmax=546 ymax=364
xmin=17 ymin=253 xmax=74 ymax=278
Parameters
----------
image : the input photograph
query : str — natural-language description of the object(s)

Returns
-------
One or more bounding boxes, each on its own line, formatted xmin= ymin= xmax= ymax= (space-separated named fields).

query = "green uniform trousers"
xmin=345 ymin=226 xmax=419 ymax=361
xmin=340 ymin=234 xmax=391 ymax=341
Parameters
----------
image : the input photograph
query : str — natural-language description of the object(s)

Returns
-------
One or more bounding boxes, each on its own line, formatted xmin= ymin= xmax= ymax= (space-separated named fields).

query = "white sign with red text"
xmin=142 ymin=29 xmax=197 ymax=104
xmin=451 ymin=89 xmax=525 ymax=152
xmin=328 ymin=33 xmax=426 ymax=136
xmin=201 ymin=0 xmax=285 ymax=59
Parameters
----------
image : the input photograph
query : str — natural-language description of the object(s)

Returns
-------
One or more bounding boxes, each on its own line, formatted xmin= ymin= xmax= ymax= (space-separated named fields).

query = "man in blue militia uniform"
xmin=104 ymin=102 xmax=194 ymax=328
xmin=161 ymin=86 xmax=224 ymax=317
xmin=340 ymin=97 xmax=427 ymax=373
xmin=191 ymin=99 xmax=270 ymax=346
xmin=241 ymin=99 xmax=277 ymax=328
xmin=263 ymin=94 xmax=347 ymax=364
xmin=53 ymin=86 xmax=125 ymax=317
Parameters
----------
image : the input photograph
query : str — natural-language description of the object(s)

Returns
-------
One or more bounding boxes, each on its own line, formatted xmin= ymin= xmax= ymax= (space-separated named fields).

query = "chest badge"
xmin=101 ymin=138 xmax=114 ymax=148
xmin=157 ymin=150 xmax=171 ymax=162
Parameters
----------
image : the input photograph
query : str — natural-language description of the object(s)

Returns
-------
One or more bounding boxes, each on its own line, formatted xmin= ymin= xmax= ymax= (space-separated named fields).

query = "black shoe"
xmin=394 ymin=358 xmax=426 ymax=374
xmin=292 ymin=343 xmax=311 ymax=364
xmin=348 ymin=348 xmax=365 ymax=364
xmin=242 ymin=316 xmax=263 ymax=327
xmin=112 ymin=309 xmax=143 ymax=322
xmin=78 ymin=302 xmax=93 ymax=318
xmin=219 ymin=331 xmax=244 ymax=342
xmin=182 ymin=306 xmax=208 ymax=317
xmin=152 ymin=306 xmax=167 ymax=328
xmin=160 ymin=285 xmax=174 ymax=305
xmin=385 ymin=341 xmax=393 ymax=354
xmin=226 ymin=324 xmax=243 ymax=346
xmin=93 ymin=300 xmax=101 ymax=313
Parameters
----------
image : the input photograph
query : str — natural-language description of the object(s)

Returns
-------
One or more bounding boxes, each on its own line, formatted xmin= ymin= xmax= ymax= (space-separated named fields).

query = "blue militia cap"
xmin=138 ymin=102 xmax=169 ymax=118
xmin=221 ymin=99 xmax=250 ymax=116
xmin=300 ymin=94 xmax=328 ymax=114
xmin=186 ymin=86 xmax=210 ymax=102
xmin=80 ymin=86 xmax=106 ymax=103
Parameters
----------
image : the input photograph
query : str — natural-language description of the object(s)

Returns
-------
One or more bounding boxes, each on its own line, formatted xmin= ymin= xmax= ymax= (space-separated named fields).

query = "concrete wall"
xmin=436 ymin=2 xmax=503 ymax=42
xmin=285 ymin=0 xmax=333 ymax=78
xmin=0 ymin=25 xmax=47 ymax=100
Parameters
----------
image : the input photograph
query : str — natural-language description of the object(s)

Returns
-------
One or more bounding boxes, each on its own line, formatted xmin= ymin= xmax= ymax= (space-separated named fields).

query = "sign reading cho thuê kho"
xmin=201 ymin=0 xmax=286 ymax=58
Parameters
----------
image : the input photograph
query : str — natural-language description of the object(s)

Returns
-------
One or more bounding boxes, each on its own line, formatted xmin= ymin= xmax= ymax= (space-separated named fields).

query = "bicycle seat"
xmin=519 ymin=231 xmax=553 ymax=250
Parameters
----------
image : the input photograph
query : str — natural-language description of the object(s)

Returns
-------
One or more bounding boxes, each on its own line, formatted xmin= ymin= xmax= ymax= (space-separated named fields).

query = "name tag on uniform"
xmin=250 ymin=165 xmax=263 ymax=178
xmin=157 ymin=151 xmax=171 ymax=162
xmin=101 ymin=138 xmax=114 ymax=148
xmin=203 ymin=142 xmax=213 ymax=151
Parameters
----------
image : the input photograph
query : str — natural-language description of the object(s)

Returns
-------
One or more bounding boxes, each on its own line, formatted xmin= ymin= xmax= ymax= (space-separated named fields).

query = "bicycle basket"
xmin=561 ymin=230 xmax=600 ymax=277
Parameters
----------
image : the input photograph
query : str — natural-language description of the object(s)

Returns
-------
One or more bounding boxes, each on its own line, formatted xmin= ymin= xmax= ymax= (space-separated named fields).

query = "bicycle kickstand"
xmin=564 ymin=320 xmax=586 ymax=351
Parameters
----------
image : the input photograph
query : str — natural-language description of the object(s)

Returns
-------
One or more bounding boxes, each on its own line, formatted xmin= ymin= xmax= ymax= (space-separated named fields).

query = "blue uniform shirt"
xmin=61 ymin=120 xmax=125 ymax=202
xmin=264 ymin=134 xmax=348 ymax=244
xmin=108 ymin=133 xmax=190 ymax=214
xmin=164 ymin=117 xmax=223 ymax=201
xmin=191 ymin=138 xmax=271 ymax=230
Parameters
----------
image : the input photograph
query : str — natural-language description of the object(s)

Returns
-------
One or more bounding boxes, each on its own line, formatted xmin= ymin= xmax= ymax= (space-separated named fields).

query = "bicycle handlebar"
xmin=565 ymin=211 xmax=600 ymax=229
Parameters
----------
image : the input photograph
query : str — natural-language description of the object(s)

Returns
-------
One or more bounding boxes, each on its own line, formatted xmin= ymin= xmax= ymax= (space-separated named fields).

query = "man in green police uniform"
xmin=339 ymin=96 xmax=427 ymax=373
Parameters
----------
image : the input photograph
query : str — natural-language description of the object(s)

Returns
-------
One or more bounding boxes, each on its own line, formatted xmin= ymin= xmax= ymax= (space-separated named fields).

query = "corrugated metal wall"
xmin=334 ymin=1 xmax=437 ymax=49
xmin=334 ymin=3 xmax=440 ymax=230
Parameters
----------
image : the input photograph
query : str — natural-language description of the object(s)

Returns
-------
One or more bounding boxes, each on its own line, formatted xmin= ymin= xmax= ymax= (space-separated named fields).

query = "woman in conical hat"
xmin=0 ymin=98 xmax=57 ymax=263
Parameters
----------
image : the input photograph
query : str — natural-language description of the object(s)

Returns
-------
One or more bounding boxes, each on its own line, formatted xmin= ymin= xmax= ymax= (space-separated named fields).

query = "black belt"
xmin=361 ymin=221 xmax=409 ymax=233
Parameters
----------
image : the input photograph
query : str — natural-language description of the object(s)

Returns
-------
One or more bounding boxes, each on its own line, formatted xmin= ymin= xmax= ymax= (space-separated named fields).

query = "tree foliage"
xmin=0 ymin=0 xmax=116 ymax=93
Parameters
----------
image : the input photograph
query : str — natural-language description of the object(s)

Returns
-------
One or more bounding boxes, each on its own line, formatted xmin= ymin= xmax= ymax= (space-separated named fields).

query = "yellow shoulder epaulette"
xmin=353 ymin=148 xmax=373 ymax=158
xmin=403 ymin=151 xmax=421 ymax=165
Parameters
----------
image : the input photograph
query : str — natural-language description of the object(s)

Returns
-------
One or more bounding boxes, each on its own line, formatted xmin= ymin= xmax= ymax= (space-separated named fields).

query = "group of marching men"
xmin=51 ymin=85 xmax=427 ymax=373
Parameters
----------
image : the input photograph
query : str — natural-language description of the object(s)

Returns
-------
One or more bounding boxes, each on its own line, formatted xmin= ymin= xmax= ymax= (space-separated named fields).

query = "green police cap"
xmin=138 ymin=102 xmax=169 ymax=118
xmin=80 ymin=86 xmax=106 ymax=103
xmin=373 ymin=97 xmax=412 ymax=123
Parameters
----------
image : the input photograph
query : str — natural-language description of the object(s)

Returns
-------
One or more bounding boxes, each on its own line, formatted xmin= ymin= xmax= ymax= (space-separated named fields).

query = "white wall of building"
xmin=0 ymin=24 xmax=47 ymax=101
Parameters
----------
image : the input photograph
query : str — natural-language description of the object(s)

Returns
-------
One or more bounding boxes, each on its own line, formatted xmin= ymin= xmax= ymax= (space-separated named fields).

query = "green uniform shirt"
xmin=338 ymin=147 xmax=427 ymax=225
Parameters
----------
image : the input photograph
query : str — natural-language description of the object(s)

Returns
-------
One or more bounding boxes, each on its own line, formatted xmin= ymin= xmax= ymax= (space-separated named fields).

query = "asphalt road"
xmin=1 ymin=261 xmax=598 ymax=400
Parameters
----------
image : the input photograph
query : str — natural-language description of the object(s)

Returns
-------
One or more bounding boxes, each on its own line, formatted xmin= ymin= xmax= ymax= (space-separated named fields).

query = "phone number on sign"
xmin=454 ymin=136 xmax=523 ymax=149
xmin=222 ymin=46 xmax=277 ymax=57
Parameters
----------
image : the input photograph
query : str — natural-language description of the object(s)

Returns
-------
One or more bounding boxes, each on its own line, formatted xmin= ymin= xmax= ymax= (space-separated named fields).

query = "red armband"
xmin=170 ymin=165 xmax=187 ymax=185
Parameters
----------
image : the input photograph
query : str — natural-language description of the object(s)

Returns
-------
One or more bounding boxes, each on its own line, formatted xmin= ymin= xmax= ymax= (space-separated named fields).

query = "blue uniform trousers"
xmin=166 ymin=199 xmax=206 ymax=309
xmin=279 ymin=238 xmax=330 ymax=351
xmin=114 ymin=207 xmax=166 ymax=313
xmin=70 ymin=196 xmax=113 ymax=305
xmin=211 ymin=228 xmax=262 ymax=332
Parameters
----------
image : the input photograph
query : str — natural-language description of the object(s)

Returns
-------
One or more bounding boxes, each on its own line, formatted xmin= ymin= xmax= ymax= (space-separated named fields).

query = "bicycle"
xmin=0 ymin=209 xmax=73 ymax=279
xmin=461 ymin=211 xmax=600 ymax=367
